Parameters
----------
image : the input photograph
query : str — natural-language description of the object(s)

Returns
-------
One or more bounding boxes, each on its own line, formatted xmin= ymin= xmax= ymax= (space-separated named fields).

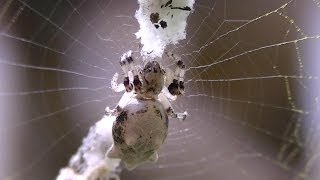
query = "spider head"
xmin=143 ymin=61 xmax=163 ymax=74
xmin=140 ymin=61 xmax=165 ymax=97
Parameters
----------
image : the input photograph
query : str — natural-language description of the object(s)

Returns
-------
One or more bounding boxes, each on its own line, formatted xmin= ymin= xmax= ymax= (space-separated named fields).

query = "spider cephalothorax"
xmin=137 ymin=60 xmax=165 ymax=98
xmin=106 ymin=50 xmax=187 ymax=170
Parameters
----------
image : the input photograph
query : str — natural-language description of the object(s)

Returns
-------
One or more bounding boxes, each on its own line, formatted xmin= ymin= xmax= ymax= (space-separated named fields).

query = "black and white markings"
xmin=106 ymin=51 xmax=187 ymax=170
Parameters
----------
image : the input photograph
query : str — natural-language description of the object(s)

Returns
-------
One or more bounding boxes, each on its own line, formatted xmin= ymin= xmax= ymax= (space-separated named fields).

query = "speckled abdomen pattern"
xmin=112 ymin=98 xmax=168 ymax=164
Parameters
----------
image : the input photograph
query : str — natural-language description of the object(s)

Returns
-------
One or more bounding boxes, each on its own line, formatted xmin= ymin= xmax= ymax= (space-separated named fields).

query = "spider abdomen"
xmin=111 ymin=97 xmax=168 ymax=168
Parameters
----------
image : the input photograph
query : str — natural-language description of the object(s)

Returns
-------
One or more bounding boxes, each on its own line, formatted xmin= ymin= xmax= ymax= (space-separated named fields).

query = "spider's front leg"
xmin=119 ymin=51 xmax=142 ymax=93
xmin=106 ymin=51 xmax=140 ymax=116
xmin=119 ymin=52 xmax=133 ymax=92
xmin=166 ymin=52 xmax=186 ymax=96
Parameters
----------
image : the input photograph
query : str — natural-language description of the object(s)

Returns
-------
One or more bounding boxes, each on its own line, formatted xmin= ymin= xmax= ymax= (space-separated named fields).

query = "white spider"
xmin=105 ymin=50 xmax=187 ymax=170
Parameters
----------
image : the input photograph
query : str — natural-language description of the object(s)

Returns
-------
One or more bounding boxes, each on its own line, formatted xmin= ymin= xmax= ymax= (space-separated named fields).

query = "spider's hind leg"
xmin=158 ymin=91 xmax=187 ymax=121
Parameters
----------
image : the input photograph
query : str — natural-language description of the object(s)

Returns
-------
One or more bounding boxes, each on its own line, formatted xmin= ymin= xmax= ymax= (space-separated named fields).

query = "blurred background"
xmin=1 ymin=0 xmax=320 ymax=179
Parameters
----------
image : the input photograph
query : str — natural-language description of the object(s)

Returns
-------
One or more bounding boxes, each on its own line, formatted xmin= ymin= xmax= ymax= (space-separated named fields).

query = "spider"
xmin=105 ymin=50 xmax=187 ymax=170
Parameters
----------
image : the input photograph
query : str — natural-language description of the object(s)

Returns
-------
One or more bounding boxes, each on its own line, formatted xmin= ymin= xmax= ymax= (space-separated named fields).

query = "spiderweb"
xmin=0 ymin=0 xmax=320 ymax=179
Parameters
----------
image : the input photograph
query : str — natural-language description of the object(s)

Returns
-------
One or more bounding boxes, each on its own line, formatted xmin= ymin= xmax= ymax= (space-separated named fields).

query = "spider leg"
xmin=111 ymin=72 xmax=125 ymax=92
xmin=120 ymin=51 xmax=142 ymax=93
xmin=105 ymin=91 xmax=134 ymax=116
xmin=128 ymin=56 xmax=142 ymax=93
xmin=158 ymin=92 xmax=187 ymax=121
xmin=166 ymin=53 xmax=185 ymax=96
xmin=161 ymin=87 xmax=177 ymax=101
xmin=104 ymin=106 xmax=115 ymax=116
xmin=120 ymin=53 xmax=133 ymax=92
